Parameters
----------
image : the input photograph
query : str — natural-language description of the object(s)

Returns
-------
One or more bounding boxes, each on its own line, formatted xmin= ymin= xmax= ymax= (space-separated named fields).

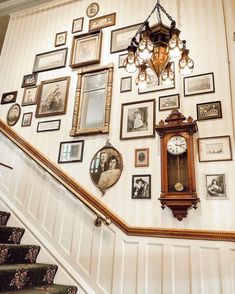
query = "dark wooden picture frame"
xmin=196 ymin=101 xmax=222 ymax=121
xmin=184 ymin=72 xmax=215 ymax=96
xmin=22 ymin=86 xmax=39 ymax=106
xmin=135 ymin=148 xmax=149 ymax=167
xmin=58 ymin=140 xmax=84 ymax=163
xmin=72 ymin=17 xmax=84 ymax=34
xmin=21 ymin=73 xmax=38 ymax=88
xmin=55 ymin=31 xmax=67 ymax=47
xmin=89 ymin=12 xmax=116 ymax=31
xmin=21 ymin=112 xmax=33 ymax=127
xmin=1 ymin=91 xmax=17 ymax=104
xmin=159 ymin=94 xmax=180 ymax=111
xmin=132 ymin=174 xmax=151 ymax=199
xmin=6 ymin=103 xmax=21 ymax=126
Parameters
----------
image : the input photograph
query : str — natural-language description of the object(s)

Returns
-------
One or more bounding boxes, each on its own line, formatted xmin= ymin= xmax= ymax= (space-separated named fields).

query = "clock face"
xmin=167 ymin=135 xmax=187 ymax=155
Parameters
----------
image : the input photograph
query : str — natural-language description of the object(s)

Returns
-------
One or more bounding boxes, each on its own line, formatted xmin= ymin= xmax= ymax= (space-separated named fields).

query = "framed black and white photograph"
xmin=22 ymin=86 xmax=39 ymax=106
xmin=58 ymin=140 xmax=84 ymax=163
xmin=120 ymin=76 xmax=132 ymax=92
xmin=132 ymin=174 xmax=151 ymax=199
xmin=138 ymin=65 xmax=175 ymax=94
xmin=196 ymin=101 xmax=222 ymax=121
xmin=37 ymin=119 xmax=61 ymax=132
xmin=55 ymin=31 xmax=67 ymax=47
xmin=70 ymin=31 xmax=102 ymax=68
xmin=21 ymin=73 xmax=38 ymax=88
xmin=118 ymin=53 xmax=128 ymax=68
xmin=21 ymin=112 xmax=33 ymax=127
xmin=184 ymin=72 xmax=215 ymax=96
xmin=206 ymin=174 xmax=227 ymax=199
xmin=33 ymin=48 xmax=68 ymax=73
xmin=6 ymin=103 xmax=21 ymax=126
xmin=72 ymin=17 xmax=84 ymax=34
xmin=35 ymin=76 xmax=70 ymax=118
xmin=120 ymin=99 xmax=155 ymax=140
xmin=159 ymin=94 xmax=180 ymax=111
xmin=135 ymin=148 xmax=149 ymax=167
xmin=198 ymin=136 xmax=232 ymax=162
xmin=1 ymin=91 xmax=17 ymax=104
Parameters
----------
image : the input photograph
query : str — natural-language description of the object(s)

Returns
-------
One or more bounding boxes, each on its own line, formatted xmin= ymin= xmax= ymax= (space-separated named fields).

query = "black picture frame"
xmin=58 ymin=140 xmax=84 ymax=163
xmin=1 ymin=91 xmax=17 ymax=104
xmin=132 ymin=174 xmax=151 ymax=199
xmin=196 ymin=101 xmax=222 ymax=121
xmin=37 ymin=119 xmax=61 ymax=132
xmin=21 ymin=73 xmax=38 ymax=88
xmin=159 ymin=94 xmax=180 ymax=111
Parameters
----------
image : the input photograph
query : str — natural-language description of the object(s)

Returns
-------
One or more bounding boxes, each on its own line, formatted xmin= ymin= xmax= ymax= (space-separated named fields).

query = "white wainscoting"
xmin=0 ymin=132 xmax=235 ymax=294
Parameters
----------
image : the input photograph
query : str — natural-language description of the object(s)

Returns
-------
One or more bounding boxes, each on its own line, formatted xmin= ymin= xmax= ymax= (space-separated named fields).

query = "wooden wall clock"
xmin=155 ymin=109 xmax=200 ymax=221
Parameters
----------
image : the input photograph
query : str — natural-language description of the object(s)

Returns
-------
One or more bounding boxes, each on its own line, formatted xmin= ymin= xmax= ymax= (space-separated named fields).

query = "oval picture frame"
xmin=6 ymin=103 xmax=21 ymax=126
xmin=90 ymin=142 xmax=123 ymax=194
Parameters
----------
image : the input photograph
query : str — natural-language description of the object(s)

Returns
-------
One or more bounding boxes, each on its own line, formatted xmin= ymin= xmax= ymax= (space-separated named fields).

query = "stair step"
xmin=0 ymin=226 xmax=25 ymax=244
xmin=0 ymin=244 xmax=40 ymax=265
xmin=0 ymin=263 xmax=58 ymax=291
xmin=0 ymin=211 xmax=10 ymax=226
xmin=0 ymin=284 xmax=77 ymax=293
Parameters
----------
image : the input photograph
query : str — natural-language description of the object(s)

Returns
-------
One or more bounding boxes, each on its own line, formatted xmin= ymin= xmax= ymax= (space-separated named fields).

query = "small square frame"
xmin=159 ymin=94 xmax=180 ymax=111
xmin=206 ymin=174 xmax=227 ymax=199
xmin=72 ymin=17 xmax=84 ymax=34
xmin=22 ymin=86 xmax=39 ymax=106
xmin=21 ymin=112 xmax=33 ymax=127
xmin=184 ymin=72 xmax=215 ymax=96
xmin=120 ymin=76 xmax=132 ymax=93
xmin=132 ymin=174 xmax=151 ymax=199
xmin=196 ymin=101 xmax=222 ymax=121
xmin=58 ymin=140 xmax=84 ymax=163
xmin=118 ymin=53 xmax=128 ymax=68
xmin=55 ymin=31 xmax=67 ymax=47
xmin=135 ymin=148 xmax=149 ymax=167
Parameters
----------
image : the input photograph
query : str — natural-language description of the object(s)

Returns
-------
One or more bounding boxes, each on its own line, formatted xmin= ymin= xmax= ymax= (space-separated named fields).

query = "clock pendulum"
xmin=175 ymin=155 xmax=184 ymax=192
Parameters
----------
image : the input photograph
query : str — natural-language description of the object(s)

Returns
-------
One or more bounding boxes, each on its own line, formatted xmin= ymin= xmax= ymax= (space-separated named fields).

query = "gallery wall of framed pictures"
xmin=0 ymin=0 xmax=234 ymax=228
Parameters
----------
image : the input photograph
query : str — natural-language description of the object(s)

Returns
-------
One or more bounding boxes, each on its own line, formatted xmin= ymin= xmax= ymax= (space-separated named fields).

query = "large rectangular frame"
xmin=184 ymin=72 xmax=215 ymax=96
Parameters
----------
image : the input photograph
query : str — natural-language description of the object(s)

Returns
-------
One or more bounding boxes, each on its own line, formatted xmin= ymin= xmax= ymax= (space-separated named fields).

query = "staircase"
xmin=0 ymin=211 xmax=77 ymax=293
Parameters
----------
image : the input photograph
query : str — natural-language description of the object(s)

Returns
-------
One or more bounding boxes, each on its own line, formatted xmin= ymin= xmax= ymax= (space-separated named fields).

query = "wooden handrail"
xmin=0 ymin=119 xmax=235 ymax=242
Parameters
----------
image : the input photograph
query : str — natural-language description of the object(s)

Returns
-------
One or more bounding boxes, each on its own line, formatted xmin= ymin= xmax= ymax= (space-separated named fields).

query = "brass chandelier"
xmin=123 ymin=0 xmax=194 ymax=89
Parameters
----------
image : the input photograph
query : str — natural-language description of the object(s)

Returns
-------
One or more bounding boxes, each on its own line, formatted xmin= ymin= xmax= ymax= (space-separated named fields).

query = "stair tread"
xmin=0 ymin=284 xmax=77 ymax=293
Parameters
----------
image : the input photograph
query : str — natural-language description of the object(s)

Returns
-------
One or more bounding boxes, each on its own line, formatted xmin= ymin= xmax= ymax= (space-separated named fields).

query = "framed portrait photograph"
xmin=118 ymin=53 xmax=128 ymax=68
xmin=198 ymin=136 xmax=232 ymax=162
xmin=37 ymin=119 xmax=61 ymax=132
xmin=33 ymin=48 xmax=68 ymax=73
xmin=22 ymin=86 xmax=39 ymax=106
xmin=70 ymin=30 xmax=102 ymax=68
xmin=120 ymin=99 xmax=156 ymax=140
xmin=159 ymin=94 xmax=180 ymax=111
xmin=120 ymin=76 xmax=132 ymax=92
xmin=70 ymin=64 xmax=114 ymax=136
xmin=135 ymin=148 xmax=149 ymax=167
xmin=90 ymin=144 xmax=123 ymax=194
xmin=183 ymin=72 xmax=215 ymax=96
xmin=138 ymin=65 xmax=175 ymax=94
xmin=58 ymin=140 xmax=84 ymax=163
xmin=72 ymin=17 xmax=84 ymax=34
xmin=86 ymin=2 xmax=99 ymax=18
xmin=206 ymin=174 xmax=227 ymax=199
xmin=89 ymin=12 xmax=116 ymax=31
xmin=1 ymin=91 xmax=17 ymax=104
xmin=196 ymin=101 xmax=222 ymax=121
xmin=35 ymin=76 xmax=70 ymax=118
xmin=6 ymin=103 xmax=21 ymax=126
xmin=55 ymin=31 xmax=67 ymax=47
xmin=132 ymin=174 xmax=151 ymax=199
xmin=21 ymin=73 xmax=38 ymax=88
xmin=110 ymin=23 xmax=141 ymax=54
xmin=21 ymin=112 xmax=33 ymax=127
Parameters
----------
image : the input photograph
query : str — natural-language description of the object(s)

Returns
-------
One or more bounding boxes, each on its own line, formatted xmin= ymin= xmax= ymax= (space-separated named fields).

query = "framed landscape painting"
xmin=184 ymin=72 xmax=215 ymax=96
xmin=159 ymin=94 xmax=180 ymax=111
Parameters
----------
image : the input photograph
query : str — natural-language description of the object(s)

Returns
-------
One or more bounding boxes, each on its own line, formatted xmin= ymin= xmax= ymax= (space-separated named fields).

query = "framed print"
xmin=206 ymin=174 xmax=227 ymax=199
xmin=135 ymin=148 xmax=149 ymax=167
xmin=118 ymin=53 xmax=128 ymax=68
xmin=70 ymin=30 xmax=102 ymax=68
xmin=132 ymin=174 xmax=151 ymax=199
xmin=90 ymin=143 xmax=123 ymax=194
xmin=1 ymin=91 xmax=17 ymax=104
xmin=72 ymin=17 xmax=84 ymax=33
xmin=35 ymin=76 xmax=70 ymax=118
xmin=120 ymin=99 xmax=156 ymax=140
xmin=55 ymin=31 xmax=67 ymax=47
xmin=33 ymin=48 xmax=68 ymax=73
xmin=86 ymin=2 xmax=99 ymax=18
xmin=70 ymin=64 xmax=114 ymax=136
xmin=37 ymin=119 xmax=61 ymax=132
xmin=138 ymin=65 xmax=175 ymax=94
xmin=159 ymin=94 xmax=180 ymax=111
xmin=89 ymin=12 xmax=116 ymax=31
xmin=21 ymin=112 xmax=33 ymax=127
xmin=22 ymin=86 xmax=39 ymax=106
xmin=120 ymin=76 xmax=132 ymax=92
xmin=184 ymin=72 xmax=215 ymax=96
xmin=198 ymin=136 xmax=232 ymax=162
xmin=197 ymin=101 xmax=222 ymax=121
xmin=6 ymin=103 xmax=21 ymax=126
xmin=110 ymin=23 xmax=141 ymax=54
xmin=58 ymin=140 xmax=84 ymax=163
xmin=21 ymin=73 xmax=37 ymax=88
